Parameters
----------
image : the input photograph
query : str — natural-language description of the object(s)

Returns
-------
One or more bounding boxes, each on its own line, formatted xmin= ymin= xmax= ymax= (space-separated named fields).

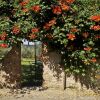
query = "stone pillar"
xmin=0 ymin=42 xmax=21 ymax=88
xmin=42 ymin=49 xmax=64 ymax=89
xmin=41 ymin=44 xmax=65 ymax=89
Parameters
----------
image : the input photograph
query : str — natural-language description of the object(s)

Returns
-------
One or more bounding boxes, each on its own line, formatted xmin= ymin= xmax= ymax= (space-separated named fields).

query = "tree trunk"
xmin=0 ymin=42 xmax=21 ymax=88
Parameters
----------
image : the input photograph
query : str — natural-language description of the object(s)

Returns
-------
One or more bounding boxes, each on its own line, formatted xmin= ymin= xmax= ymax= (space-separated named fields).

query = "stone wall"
xmin=42 ymin=50 xmax=64 ymax=89
xmin=42 ymin=46 xmax=100 ymax=90
xmin=0 ymin=43 xmax=21 ymax=88
xmin=42 ymin=50 xmax=82 ymax=90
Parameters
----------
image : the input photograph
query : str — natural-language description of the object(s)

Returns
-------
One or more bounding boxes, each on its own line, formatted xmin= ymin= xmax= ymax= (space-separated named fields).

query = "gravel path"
xmin=0 ymin=88 xmax=100 ymax=100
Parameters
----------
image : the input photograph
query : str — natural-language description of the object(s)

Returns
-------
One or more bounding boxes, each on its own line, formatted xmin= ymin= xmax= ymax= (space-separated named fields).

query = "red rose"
xmin=0 ymin=43 xmax=8 ymax=48
xmin=22 ymin=8 xmax=29 ymax=12
xmin=29 ymin=34 xmax=37 ymax=39
xmin=67 ymin=33 xmax=76 ymax=40
xmin=31 ymin=5 xmax=41 ymax=12
xmin=20 ymin=0 xmax=29 ymax=6
xmin=82 ymin=32 xmax=89 ymax=38
xmin=90 ymin=58 xmax=97 ymax=63
xmin=48 ymin=18 xmax=56 ymax=26
xmin=84 ymin=47 xmax=92 ymax=51
xmin=90 ymin=15 xmax=100 ymax=22
xmin=0 ymin=32 xmax=7 ymax=40
xmin=65 ymin=0 xmax=75 ymax=4
xmin=12 ymin=26 xmax=20 ymax=34
xmin=31 ymin=28 xmax=39 ymax=33
xmin=52 ymin=6 xmax=62 ymax=15
xmin=90 ymin=25 xmax=100 ymax=31
xmin=60 ymin=3 xmax=70 ymax=11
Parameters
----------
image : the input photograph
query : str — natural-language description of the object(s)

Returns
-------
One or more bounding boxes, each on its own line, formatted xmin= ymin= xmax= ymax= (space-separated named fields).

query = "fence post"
xmin=34 ymin=41 xmax=37 ymax=65
xmin=63 ymin=71 xmax=66 ymax=90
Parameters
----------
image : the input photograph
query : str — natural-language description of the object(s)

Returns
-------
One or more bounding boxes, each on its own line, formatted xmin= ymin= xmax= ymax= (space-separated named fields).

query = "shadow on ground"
xmin=21 ymin=61 xmax=43 ymax=87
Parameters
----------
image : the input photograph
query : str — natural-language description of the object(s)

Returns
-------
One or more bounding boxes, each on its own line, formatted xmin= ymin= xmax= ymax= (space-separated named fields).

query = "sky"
xmin=22 ymin=39 xmax=41 ymax=45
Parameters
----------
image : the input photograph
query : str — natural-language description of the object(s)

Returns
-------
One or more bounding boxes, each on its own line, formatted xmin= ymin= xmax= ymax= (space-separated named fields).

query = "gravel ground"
xmin=0 ymin=87 xmax=100 ymax=100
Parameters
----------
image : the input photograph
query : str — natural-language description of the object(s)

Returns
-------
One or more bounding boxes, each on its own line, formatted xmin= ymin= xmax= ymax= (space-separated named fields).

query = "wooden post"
xmin=34 ymin=41 xmax=37 ymax=65
xmin=63 ymin=71 xmax=66 ymax=90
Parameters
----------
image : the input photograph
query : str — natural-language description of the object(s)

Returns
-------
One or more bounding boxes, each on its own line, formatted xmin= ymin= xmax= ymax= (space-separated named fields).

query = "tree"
xmin=0 ymin=0 xmax=100 ymax=88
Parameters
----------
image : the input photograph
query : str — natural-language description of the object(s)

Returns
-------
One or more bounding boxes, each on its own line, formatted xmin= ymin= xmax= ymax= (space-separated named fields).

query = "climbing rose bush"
xmin=0 ymin=0 xmax=100 ymax=76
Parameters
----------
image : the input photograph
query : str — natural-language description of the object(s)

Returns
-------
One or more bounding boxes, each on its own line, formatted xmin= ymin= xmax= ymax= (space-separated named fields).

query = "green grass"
xmin=21 ymin=58 xmax=42 ymax=66
xmin=21 ymin=58 xmax=35 ymax=65
xmin=21 ymin=60 xmax=33 ymax=65
xmin=22 ymin=58 xmax=34 ymax=61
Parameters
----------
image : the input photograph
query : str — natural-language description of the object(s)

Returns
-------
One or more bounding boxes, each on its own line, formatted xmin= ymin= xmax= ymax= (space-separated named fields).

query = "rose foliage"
xmin=0 ymin=0 xmax=100 ymax=76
